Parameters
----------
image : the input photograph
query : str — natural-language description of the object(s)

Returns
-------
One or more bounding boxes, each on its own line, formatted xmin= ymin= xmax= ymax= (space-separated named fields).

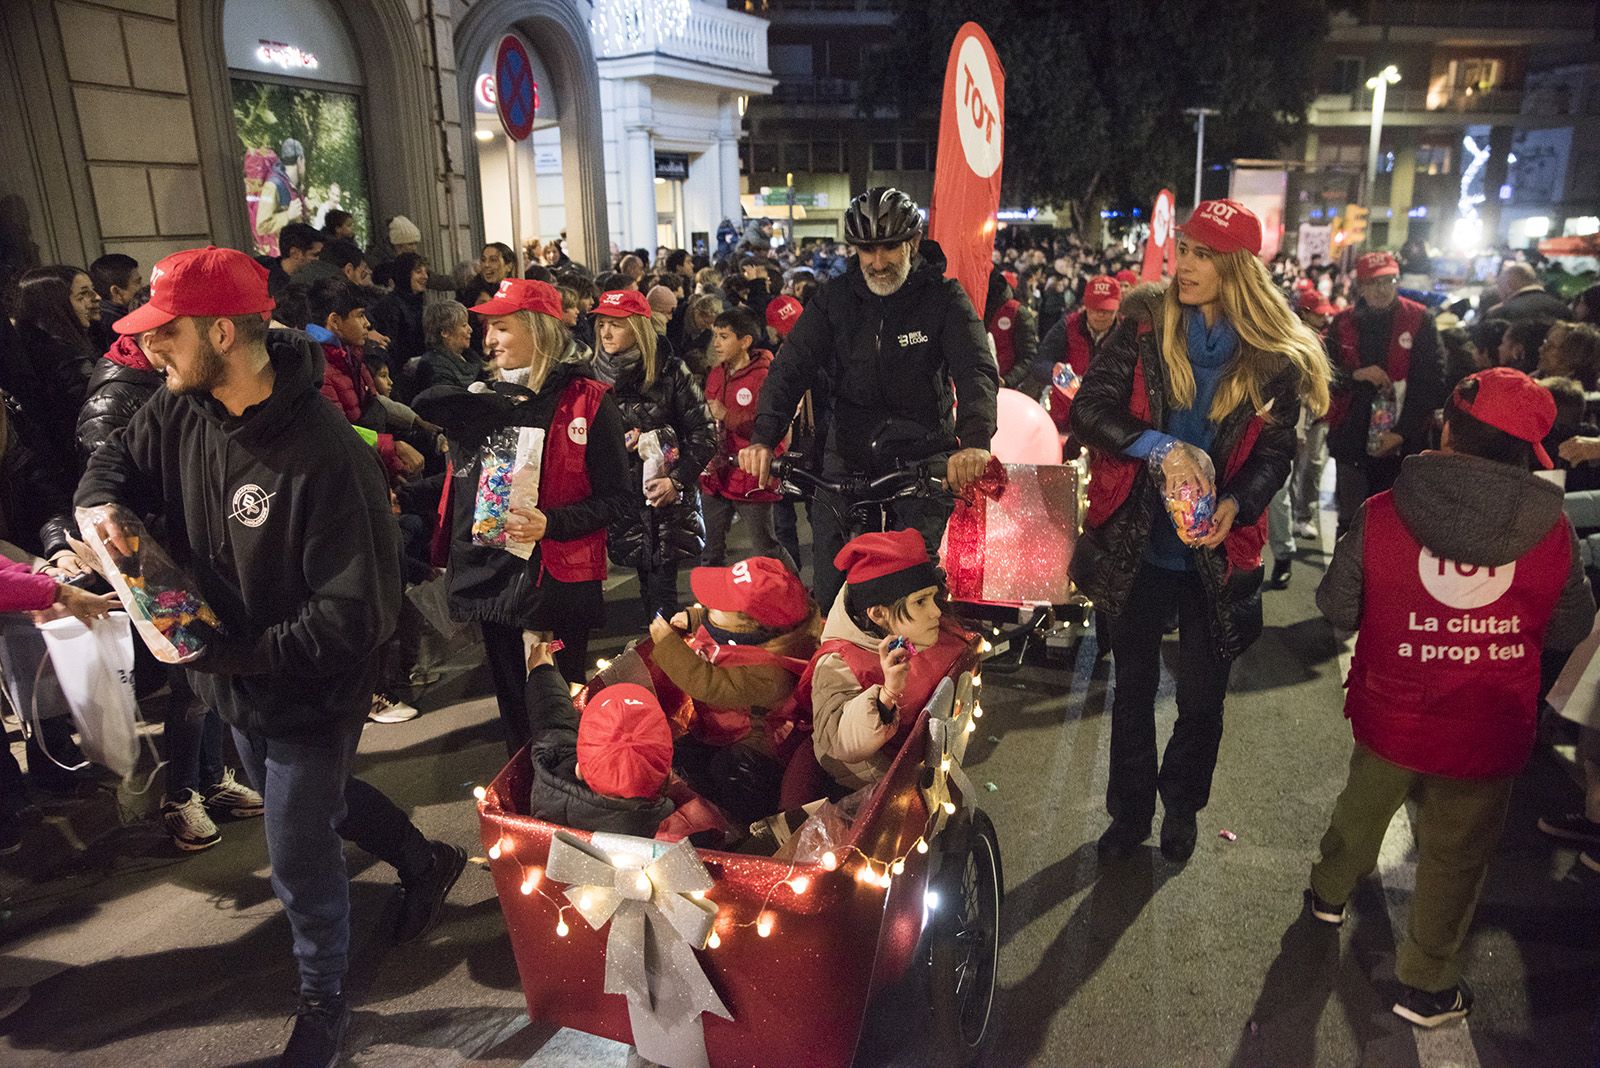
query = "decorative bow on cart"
xmin=921 ymin=675 xmax=979 ymax=837
xmin=545 ymin=831 xmax=732 ymax=1068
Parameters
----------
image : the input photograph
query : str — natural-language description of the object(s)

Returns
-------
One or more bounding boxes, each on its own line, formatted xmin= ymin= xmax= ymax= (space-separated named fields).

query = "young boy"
xmin=699 ymin=306 xmax=797 ymax=573
xmin=647 ymin=557 xmax=821 ymax=821
xmin=1310 ymin=367 xmax=1595 ymax=1027
xmin=522 ymin=642 xmax=728 ymax=844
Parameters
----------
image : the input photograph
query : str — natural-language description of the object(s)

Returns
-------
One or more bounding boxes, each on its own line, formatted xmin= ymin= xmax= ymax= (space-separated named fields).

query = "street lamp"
xmin=1183 ymin=107 xmax=1220 ymax=210
xmin=1365 ymin=65 xmax=1401 ymax=215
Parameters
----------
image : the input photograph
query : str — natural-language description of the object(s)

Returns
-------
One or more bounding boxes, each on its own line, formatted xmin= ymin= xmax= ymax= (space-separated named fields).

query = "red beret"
xmin=576 ymin=683 xmax=672 ymax=799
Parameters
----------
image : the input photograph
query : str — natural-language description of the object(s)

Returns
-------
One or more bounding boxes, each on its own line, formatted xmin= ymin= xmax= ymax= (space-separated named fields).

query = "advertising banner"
xmin=929 ymin=22 xmax=1005 ymax=313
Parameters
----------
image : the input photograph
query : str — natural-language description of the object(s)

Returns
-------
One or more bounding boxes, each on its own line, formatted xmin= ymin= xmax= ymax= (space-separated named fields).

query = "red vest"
xmin=1346 ymin=491 xmax=1572 ymax=779
xmin=1328 ymin=298 xmax=1425 ymax=430
xmin=539 ymin=377 xmax=610 ymax=582
xmin=1049 ymin=310 xmax=1105 ymax=432
xmin=656 ymin=776 xmax=733 ymax=843
xmin=700 ymin=351 xmax=782 ymax=502
xmin=683 ymin=626 xmax=808 ymax=747
xmin=986 ymin=299 xmax=1021 ymax=377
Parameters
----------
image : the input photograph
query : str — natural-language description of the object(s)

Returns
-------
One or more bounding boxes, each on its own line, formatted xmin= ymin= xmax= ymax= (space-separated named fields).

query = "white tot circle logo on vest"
xmin=567 ymin=416 xmax=588 ymax=444
xmin=1398 ymin=331 xmax=1414 ymax=350
xmin=955 ymin=36 xmax=1001 ymax=179
xmin=735 ymin=387 xmax=753 ymax=406
xmin=996 ymin=316 xmax=1011 ymax=330
xmin=1418 ymin=548 xmax=1514 ymax=610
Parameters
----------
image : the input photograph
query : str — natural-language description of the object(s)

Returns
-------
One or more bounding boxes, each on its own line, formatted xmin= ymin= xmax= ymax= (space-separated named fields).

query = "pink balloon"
xmin=989 ymin=388 xmax=1062 ymax=465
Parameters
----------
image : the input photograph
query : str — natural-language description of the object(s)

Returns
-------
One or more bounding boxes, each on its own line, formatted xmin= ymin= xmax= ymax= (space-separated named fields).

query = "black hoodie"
xmin=75 ymin=329 xmax=401 ymax=740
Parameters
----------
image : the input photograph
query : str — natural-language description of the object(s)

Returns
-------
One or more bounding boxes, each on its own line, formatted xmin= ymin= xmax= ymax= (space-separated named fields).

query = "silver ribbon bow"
xmin=545 ymin=831 xmax=731 ymax=1068
xmin=922 ymin=675 xmax=977 ymax=837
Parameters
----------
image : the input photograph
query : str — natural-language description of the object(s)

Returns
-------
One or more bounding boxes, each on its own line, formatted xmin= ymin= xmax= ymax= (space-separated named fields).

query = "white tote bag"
xmin=37 ymin=611 xmax=141 ymax=781
xmin=1547 ymin=613 xmax=1600 ymax=732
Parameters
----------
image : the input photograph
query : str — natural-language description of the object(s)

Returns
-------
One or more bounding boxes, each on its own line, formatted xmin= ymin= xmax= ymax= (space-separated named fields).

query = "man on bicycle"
xmin=739 ymin=186 xmax=998 ymax=609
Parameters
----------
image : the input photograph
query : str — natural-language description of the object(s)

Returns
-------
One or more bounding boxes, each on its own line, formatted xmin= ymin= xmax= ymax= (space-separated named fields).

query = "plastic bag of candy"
xmin=639 ymin=427 xmax=680 ymax=496
xmin=471 ymin=426 xmax=545 ymax=559
xmin=1147 ymin=439 xmax=1216 ymax=542
xmin=1367 ymin=381 xmax=1406 ymax=457
xmin=74 ymin=504 xmax=223 ymax=665
xmin=1051 ymin=362 xmax=1082 ymax=399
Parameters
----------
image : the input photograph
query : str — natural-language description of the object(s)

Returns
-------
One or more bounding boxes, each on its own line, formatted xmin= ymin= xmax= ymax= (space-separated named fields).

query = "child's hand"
xmin=52 ymin=583 xmax=119 ymax=625
xmin=525 ymin=640 xmax=556 ymax=671
xmin=877 ymin=635 xmax=913 ymax=706
xmin=648 ymin=613 xmax=679 ymax=644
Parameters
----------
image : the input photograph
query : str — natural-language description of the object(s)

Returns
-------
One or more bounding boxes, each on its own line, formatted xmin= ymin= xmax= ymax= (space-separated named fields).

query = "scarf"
xmin=591 ymin=345 xmax=638 ymax=388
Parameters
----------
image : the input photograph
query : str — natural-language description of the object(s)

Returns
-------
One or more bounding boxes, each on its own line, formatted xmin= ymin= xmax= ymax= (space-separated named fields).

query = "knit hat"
xmin=835 ymin=529 xmax=939 ymax=608
xmin=576 ymin=684 xmax=673 ymax=799
xmin=646 ymin=285 xmax=678 ymax=316
xmin=388 ymin=215 xmax=422 ymax=246
xmin=691 ymin=558 xmax=811 ymax=629
xmin=1178 ymin=199 xmax=1263 ymax=257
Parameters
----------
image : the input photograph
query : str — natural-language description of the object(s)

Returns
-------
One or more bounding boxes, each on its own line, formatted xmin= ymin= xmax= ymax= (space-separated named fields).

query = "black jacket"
xmin=1 ymin=393 xmax=75 ymax=559
xmin=1069 ymin=307 xmax=1302 ymax=661
xmin=1483 ymin=287 xmax=1569 ymax=323
xmin=75 ymin=354 xmax=162 ymax=467
xmin=74 ymin=330 xmax=401 ymax=740
xmin=398 ymin=345 xmax=487 ymax=404
xmin=5 ymin=321 xmax=96 ymax=469
xmin=606 ymin=350 xmax=717 ymax=570
xmin=523 ymin=663 xmax=673 ymax=834
xmin=1325 ymin=300 xmax=1444 ymax=463
xmin=417 ymin=355 xmax=633 ymax=629
xmin=369 ymin=288 xmax=427 ymax=366
xmin=750 ymin=242 xmax=998 ymax=473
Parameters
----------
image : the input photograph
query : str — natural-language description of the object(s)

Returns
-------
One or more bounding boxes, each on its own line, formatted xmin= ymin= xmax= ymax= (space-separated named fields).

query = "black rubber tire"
xmin=928 ymin=808 xmax=1002 ymax=1067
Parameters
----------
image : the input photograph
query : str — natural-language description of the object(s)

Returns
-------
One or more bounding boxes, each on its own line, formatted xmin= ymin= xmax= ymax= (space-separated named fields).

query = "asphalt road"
xmin=1 ymin=522 xmax=1596 ymax=1067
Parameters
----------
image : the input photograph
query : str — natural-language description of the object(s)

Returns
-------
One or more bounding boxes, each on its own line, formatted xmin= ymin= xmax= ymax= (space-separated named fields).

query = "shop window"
xmin=782 ymin=141 xmax=811 ymax=173
xmin=811 ymin=140 xmax=842 ymax=172
xmin=1415 ymin=143 xmax=1452 ymax=175
xmin=752 ymin=141 xmax=780 ymax=173
xmin=871 ymin=141 xmax=898 ymax=169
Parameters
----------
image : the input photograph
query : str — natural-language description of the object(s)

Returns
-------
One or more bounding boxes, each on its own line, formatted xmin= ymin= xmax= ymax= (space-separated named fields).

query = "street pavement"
xmin=1 ymin=521 xmax=1596 ymax=1067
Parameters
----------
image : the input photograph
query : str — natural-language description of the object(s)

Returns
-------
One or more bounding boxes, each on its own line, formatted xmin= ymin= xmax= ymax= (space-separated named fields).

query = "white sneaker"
xmin=1293 ymin=520 xmax=1320 ymax=542
xmin=369 ymin=692 xmax=420 ymax=723
xmin=202 ymin=767 xmax=264 ymax=818
xmin=161 ymin=790 xmax=221 ymax=851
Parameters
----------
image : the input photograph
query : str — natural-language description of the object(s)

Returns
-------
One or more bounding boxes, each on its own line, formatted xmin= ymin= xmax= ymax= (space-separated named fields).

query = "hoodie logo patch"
xmin=1418 ymin=548 xmax=1514 ymax=610
xmin=230 ymin=484 xmax=274 ymax=528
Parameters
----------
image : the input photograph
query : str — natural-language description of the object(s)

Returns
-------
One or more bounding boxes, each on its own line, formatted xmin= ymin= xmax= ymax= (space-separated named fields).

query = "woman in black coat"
xmin=1069 ymin=201 xmax=1330 ymax=863
xmin=368 ymin=253 xmax=430 ymax=368
xmin=590 ymin=290 xmax=717 ymax=619
xmin=4 ymin=265 xmax=99 ymax=468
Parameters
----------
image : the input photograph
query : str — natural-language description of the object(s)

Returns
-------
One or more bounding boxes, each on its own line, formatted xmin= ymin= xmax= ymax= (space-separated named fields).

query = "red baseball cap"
xmin=576 ymin=683 xmax=673 ymax=799
xmin=834 ymin=529 xmax=938 ymax=606
xmin=691 ymin=557 xmax=811 ymax=629
xmin=468 ymin=278 xmax=563 ymax=319
xmin=1002 ymin=270 xmax=1019 ymax=290
xmin=1178 ymin=199 xmax=1263 ymax=257
xmin=1084 ymin=275 xmax=1122 ymax=313
xmin=1451 ymin=367 xmax=1556 ymax=468
xmin=593 ymin=289 xmax=652 ymax=318
xmin=765 ymin=295 xmax=804 ymax=337
xmin=1115 ymin=269 xmax=1139 ymax=287
xmin=1356 ymin=252 xmax=1400 ymax=282
xmin=113 ymin=246 xmax=275 ymax=334
xmin=1295 ymin=287 xmax=1336 ymax=317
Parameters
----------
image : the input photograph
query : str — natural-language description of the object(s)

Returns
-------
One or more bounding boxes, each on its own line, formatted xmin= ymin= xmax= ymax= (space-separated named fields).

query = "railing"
xmin=771 ymin=78 xmax=858 ymax=104
xmin=592 ymin=0 xmax=770 ymax=73
xmin=1343 ymin=0 xmax=1595 ymax=31
xmin=1315 ymin=87 xmax=1524 ymax=114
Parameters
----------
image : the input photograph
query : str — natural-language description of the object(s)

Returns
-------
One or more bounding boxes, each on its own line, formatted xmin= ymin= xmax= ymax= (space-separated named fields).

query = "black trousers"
xmin=481 ymin=619 xmax=590 ymax=757
xmin=1106 ymin=562 xmax=1233 ymax=825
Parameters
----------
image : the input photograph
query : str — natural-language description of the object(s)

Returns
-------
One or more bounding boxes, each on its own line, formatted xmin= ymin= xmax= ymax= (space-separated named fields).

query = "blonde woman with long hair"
xmin=425 ymin=279 xmax=632 ymax=754
xmin=1069 ymin=199 xmax=1331 ymax=863
xmin=592 ymin=289 xmax=718 ymax=619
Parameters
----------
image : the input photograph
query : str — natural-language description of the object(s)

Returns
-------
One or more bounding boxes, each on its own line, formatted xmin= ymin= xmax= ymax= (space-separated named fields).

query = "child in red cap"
xmin=799 ymin=530 xmax=974 ymax=789
xmin=647 ymin=557 xmax=822 ymax=821
xmin=522 ymin=642 xmax=729 ymax=843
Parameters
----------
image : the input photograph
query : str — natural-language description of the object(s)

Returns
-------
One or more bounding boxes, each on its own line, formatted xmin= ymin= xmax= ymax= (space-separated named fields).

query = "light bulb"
xmin=690 ymin=889 xmax=706 ymax=900
xmin=578 ymin=892 xmax=593 ymax=911
xmin=707 ymin=931 xmax=721 ymax=949
xmin=820 ymin=851 xmax=838 ymax=871
xmin=488 ymin=843 xmax=502 ymax=860
xmin=916 ymin=839 xmax=929 ymax=854
xmin=980 ymin=639 xmax=992 ymax=653
xmin=472 ymin=785 xmax=487 ymax=801
xmin=855 ymin=866 xmax=872 ymax=884
xmin=596 ymin=657 xmax=612 ymax=670
xmin=973 ymin=675 xmax=983 ymax=688
xmin=880 ymin=874 xmax=892 ymax=891
xmin=891 ymin=859 xmax=905 ymax=876
xmin=973 ymin=704 xmax=983 ymax=719
xmin=556 ymin=919 xmax=570 ymax=937
xmin=636 ymin=872 xmax=653 ymax=895
xmin=943 ymin=801 xmax=957 ymax=815
xmin=789 ymin=875 xmax=810 ymax=895
xmin=965 ymin=719 xmax=976 ymax=735
xmin=756 ymin=914 xmax=774 ymax=937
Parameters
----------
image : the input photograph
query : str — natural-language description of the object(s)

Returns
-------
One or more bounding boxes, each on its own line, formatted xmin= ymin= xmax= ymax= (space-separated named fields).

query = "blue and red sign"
xmin=494 ymin=35 xmax=537 ymax=142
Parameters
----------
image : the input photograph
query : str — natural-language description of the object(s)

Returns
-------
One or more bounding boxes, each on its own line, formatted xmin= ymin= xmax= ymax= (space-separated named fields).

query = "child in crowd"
xmin=804 ymin=530 xmax=975 ymax=790
xmin=647 ymin=557 xmax=821 ymax=821
xmin=522 ymin=642 xmax=728 ymax=844
xmin=699 ymin=306 xmax=797 ymax=574
xmin=1310 ymin=368 xmax=1595 ymax=1027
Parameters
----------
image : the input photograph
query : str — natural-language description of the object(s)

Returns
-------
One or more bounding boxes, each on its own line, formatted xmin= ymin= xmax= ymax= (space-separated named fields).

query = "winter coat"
xmin=605 ymin=349 xmax=718 ymax=571
xmin=1483 ymin=286 xmax=1569 ymax=323
xmin=74 ymin=329 xmax=401 ymax=741
xmin=6 ymin=320 xmax=96 ymax=468
xmin=522 ymin=664 xmax=730 ymax=844
xmin=1069 ymin=287 xmax=1302 ymax=661
xmin=0 ymin=557 xmax=56 ymax=613
xmin=701 ymin=350 xmax=782 ymax=501
xmin=0 ymin=394 xmax=75 ymax=559
xmin=91 ymin=298 xmax=126 ymax=355
xmin=369 ymin=288 xmax=427 ymax=366
xmin=750 ymin=240 xmax=997 ymax=475
xmin=312 ymin=329 xmax=405 ymax=480
xmin=1324 ymin=299 xmax=1444 ymax=463
xmin=403 ymin=346 xmax=486 ymax=402
xmin=76 ymin=336 xmax=163 ymax=467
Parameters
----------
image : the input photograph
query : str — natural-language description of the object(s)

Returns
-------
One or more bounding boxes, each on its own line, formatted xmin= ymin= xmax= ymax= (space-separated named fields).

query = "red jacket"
xmin=1345 ymin=490 xmax=1572 ymax=779
xmin=0 ymin=558 xmax=56 ymax=613
xmin=701 ymin=351 xmax=782 ymax=502
xmin=656 ymin=776 xmax=734 ymax=843
xmin=318 ymin=340 xmax=402 ymax=478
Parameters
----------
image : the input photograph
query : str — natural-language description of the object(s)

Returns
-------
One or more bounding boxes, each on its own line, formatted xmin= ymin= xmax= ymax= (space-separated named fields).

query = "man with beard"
xmin=1325 ymin=251 xmax=1444 ymax=534
xmin=75 ymin=247 xmax=465 ymax=1067
xmin=738 ymin=186 xmax=998 ymax=609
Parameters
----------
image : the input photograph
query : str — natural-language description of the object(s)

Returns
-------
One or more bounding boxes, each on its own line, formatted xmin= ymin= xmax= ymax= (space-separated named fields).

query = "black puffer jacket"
xmin=0 ymin=393 xmax=76 ymax=558
xmin=1069 ymin=293 xmax=1301 ymax=661
xmin=75 ymin=343 xmax=163 ymax=467
xmin=6 ymin=321 xmax=96 ymax=470
xmin=604 ymin=349 xmax=717 ymax=570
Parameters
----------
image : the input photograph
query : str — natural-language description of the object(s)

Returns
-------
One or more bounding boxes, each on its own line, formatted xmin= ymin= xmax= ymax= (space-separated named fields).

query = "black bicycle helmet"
xmin=843 ymin=186 xmax=924 ymax=247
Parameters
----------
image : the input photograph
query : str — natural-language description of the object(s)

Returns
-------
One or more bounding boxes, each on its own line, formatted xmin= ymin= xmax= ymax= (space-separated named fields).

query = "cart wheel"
xmin=929 ymin=808 xmax=1001 ymax=1066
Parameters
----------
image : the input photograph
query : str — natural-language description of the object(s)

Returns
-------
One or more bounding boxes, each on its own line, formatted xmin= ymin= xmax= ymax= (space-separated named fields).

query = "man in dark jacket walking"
xmin=739 ymin=187 xmax=998 ymax=608
xmin=74 ymin=248 xmax=465 ymax=1067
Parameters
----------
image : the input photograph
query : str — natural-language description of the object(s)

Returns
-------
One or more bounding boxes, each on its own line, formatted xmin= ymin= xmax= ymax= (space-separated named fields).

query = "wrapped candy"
xmin=472 ymin=427 xmax=545 ymax=559
xmin=75 ymin=504 xmax=223 ymax=664
xmin=1051 ymin=362 xmax=1082 ymax=399
xmin=1367 ymin=381 xmax=1406 ymax=457
xmin=638 ymin=428 xmax=680 ymax=498
xmin=1148 ymin=439 xmax=1216 ymax=542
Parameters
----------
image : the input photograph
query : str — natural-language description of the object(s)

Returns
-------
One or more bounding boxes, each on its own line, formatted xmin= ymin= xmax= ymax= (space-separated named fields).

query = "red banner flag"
xmin=1140 ymin=187 xmax=1176 ymax=282
xmin=929 ymin=22 xmax=1005 ymax=314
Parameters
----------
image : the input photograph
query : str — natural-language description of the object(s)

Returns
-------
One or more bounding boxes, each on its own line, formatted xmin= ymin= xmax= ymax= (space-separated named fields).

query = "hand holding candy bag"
xmin=74 ymin=504 xmax=224 ymax=664
xmin=471 ymin=427 xmax=545 ymax=559
xmin=1367 ymin=380 xmax=1406 ymax=457
xmin=1148 ymin=439 xmax=1217 ymax=543
xmin=1052 ymin=362 xmax=1082 ymax=399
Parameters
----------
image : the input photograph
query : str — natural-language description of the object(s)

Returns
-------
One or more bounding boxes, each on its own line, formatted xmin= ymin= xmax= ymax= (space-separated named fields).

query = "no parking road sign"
xmin=494 ymin=35 xmax=537 ymax=142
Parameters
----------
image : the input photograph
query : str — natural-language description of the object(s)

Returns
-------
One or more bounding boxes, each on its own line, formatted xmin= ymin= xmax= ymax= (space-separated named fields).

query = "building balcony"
xmin=593 ymin=0 xmax=776 ymax=94
xmin=1309 ymin=86 xmax=1525 ymax=127
xmin=770 ymin=78 xmax=859 ymax=104
xmin=1328 ymin=1 xmax=1596 ymax=43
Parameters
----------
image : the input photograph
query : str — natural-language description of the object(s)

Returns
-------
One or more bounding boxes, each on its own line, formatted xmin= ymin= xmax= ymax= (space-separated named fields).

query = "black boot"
xmin=279 ymin=992 xmax=349 ymax=1068
xmin=1269 ymin=558 xmax=1292 ymax=590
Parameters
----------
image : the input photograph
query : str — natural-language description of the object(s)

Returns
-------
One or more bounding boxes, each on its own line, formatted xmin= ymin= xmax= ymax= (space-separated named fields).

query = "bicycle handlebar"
xmin=770 ymin=453 xmax=950 ymax=507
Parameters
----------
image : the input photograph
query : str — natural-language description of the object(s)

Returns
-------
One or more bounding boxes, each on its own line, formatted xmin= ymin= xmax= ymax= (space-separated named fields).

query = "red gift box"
xmin=940 ymin=462 xmax=1082 ymax=605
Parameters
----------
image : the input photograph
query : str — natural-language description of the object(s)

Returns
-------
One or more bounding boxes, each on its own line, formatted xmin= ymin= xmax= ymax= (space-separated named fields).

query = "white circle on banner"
xmin=955 ymin=36 xmax=1001 ymax=179
xmin=736 ymin=387 xmax=753 ymax=406
xmin=567 ymin=416 xmax=588 ymax=444
xmin=1418 ymin=548 xmax=1514 ymax=609
xmin=1153 ymin=193 xmax=1173 ymax=247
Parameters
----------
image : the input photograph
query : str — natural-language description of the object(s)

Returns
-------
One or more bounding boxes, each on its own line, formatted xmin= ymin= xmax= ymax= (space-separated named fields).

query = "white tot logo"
xmin=731 ymin=560 xmax=752 ymax=585
xmin=1418 ymin=549 xmax=1514 ymax=610
xmin=1153 ymin=193 xmax=1173 ymax=247
xmin=955 ymin=36 xmax=1001 ymax=179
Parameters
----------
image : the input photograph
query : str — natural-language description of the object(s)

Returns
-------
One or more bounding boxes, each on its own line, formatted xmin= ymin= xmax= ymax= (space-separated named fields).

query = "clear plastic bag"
xmin=471 ymin=426 xmax=544 ymax=559
xmin=75 ymin=504 xmax=223 ymax=664
xmin=1147 ymin=439 xmax=1216 ymax=542
xmin=1051 ymin=362 xmax=1082 ymax=399
xmin=775 ymin=785 xmax=875 ymax=864
xmin=638 ymin=427 xmax=681 ymax=494
xmin=1367 ymin=381 xmax=1406 ymax=456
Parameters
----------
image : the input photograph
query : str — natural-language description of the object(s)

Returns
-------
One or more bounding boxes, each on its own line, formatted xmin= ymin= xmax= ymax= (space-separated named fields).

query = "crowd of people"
xmin=0 ymin=184 xmax=1597 ymax=1063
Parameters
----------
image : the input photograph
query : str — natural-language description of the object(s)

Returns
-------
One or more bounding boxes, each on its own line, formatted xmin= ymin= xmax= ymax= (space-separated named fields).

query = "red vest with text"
xmin=538 ymin=377 xmax=611 ymax=583
xmin=1346 ymin=491 xmax=1572 ymax=779
xmin=1049 ymin=310 xmax=1104 ymax=432
xmin=986 ymin=299 xmax=1021 ymax=377
xmin=683 ymin=625 xmax=808 ymax=747
xmin=1327 ymin=297 xmax=1425 ymax=430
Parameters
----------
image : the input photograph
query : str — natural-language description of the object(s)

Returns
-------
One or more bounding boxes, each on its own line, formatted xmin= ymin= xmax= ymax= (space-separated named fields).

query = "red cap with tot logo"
xmin=765 ymin=295 xmax=803 ymax=337
xmin=1355 ymin=252 xmax=1401 ymax=282
xmin=690 ymin=558 xmax=811 ymax=629
xmin=1178 ymin=199 xmax=1263 ymax=257
xmin=113 ymin=246 xmax=275 ymax=334
xmin=593 ymin=289 xmax=652 ymax=318
xmin=467 ymin=278 xmax=563 ymax=319
xmin=1084 ymin=275 xmax=1122 ymax=312
xmin=1450 ymin=367 xmax=1557 ymax=469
